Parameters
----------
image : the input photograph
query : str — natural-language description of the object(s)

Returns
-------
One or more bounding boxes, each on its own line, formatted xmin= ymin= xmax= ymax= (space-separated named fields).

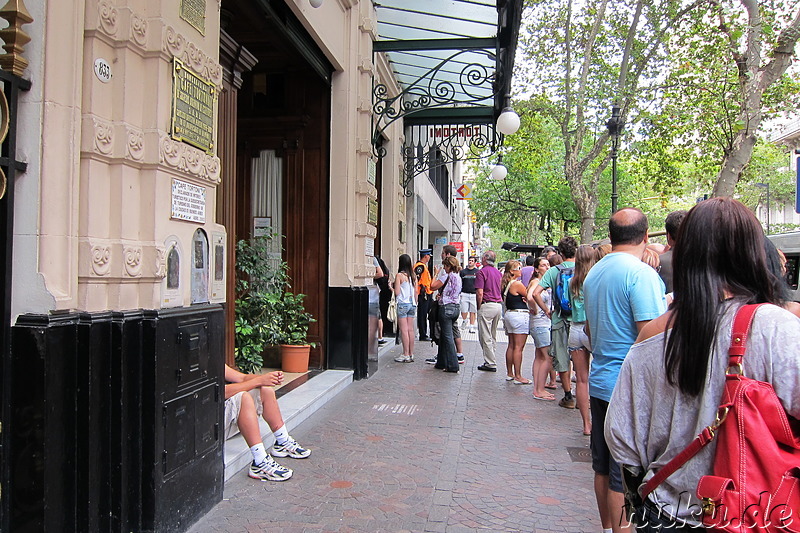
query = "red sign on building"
xmin=449 ymin=242 xmax=463 ymax=252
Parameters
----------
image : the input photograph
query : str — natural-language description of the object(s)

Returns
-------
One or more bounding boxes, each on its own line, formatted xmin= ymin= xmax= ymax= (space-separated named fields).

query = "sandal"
xmin=533 ymin=394 xmax=555 ymax=401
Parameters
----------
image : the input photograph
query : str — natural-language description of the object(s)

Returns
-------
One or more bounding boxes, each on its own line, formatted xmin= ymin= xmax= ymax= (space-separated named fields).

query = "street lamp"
xmin=606 ymin=104 xmax=625 ymax=214
xmin=755 ymin=182 xmax=770 ymax=234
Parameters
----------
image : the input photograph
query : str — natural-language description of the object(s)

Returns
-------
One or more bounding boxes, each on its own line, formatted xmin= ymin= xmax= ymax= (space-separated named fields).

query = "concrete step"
xmin=223 ymin=369 xmax=353 ymax=482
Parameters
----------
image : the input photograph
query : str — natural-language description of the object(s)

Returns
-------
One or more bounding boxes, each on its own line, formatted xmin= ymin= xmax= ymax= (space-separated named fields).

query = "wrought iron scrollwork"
xmin=399 ymin=123 xmax=502 ymax=197
xmin=372 ymin=49 xmax=498 ymax=155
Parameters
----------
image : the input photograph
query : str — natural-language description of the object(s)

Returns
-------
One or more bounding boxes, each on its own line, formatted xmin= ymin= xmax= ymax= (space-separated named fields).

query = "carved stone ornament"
xmin=130 ymin=13 xmax=148 ymax=46
xmin=155 ymin=246 xmax=167 ymax=279
xmin=93 ymin=117 xmax=113 ymax=155
xmin=91 ymin=245 xmax=112 ymax=276
xmin=126 ymin=127 xmax=144 ymax=161
xmin=97 ymin=1 xmax=119 ymax=36
xmin=123 ymin=245 xmax=142 ymax=277
xmin=163 ymin=26 xmax=223 ymax=88
xmin=159 ymin=134 xmax=221 ymax=184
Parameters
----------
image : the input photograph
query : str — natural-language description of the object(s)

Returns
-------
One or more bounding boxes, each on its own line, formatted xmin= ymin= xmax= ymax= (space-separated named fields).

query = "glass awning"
xmin=372 ymin=0 xmax=523 ymax=195
xmin=372 ymin=0 xmax=522 ymax=129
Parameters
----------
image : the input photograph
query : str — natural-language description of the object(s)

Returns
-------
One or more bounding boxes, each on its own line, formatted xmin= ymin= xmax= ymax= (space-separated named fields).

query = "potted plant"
xmin=234 ymin=234 xmax=316 ymax=374
xmin=272 ymin=290 xmax=316 ymax=373
xmin=234 ymin=234 xmax=286 ymax=374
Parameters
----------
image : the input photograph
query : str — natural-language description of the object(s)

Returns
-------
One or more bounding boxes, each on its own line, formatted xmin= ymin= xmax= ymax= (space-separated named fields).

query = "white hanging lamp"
xmin=496 ymin=107 xmax=520 ymax=136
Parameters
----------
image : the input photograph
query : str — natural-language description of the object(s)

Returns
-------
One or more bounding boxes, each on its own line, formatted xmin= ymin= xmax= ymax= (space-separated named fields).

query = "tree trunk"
xmin=712 ymin=131 xmax=758 ymax=198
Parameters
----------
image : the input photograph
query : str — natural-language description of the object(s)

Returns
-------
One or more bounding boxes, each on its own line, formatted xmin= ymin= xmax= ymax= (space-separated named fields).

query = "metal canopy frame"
xmin=372 ymin=0 xmax=522 ymax=195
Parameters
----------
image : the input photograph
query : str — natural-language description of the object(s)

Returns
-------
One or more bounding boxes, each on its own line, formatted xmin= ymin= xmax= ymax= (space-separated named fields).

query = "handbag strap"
xmin=640 ymin=303 xmax=764 ymax=500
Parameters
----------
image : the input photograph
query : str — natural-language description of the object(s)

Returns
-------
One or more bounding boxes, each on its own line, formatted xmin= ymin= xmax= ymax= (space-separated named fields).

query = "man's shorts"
xmin=460 ymin=292 xmax=477 ymax=313
xmin=397 ymin=302 xmax=416 ymax=318
xmin=452 ymin=319 xmax=461 ymax=339
xmin=224 ymin=390 xmax=263 ymax=440
xmin=568 ymin=321 xmax=592 ymax=352
xmin=590 ymin=397 xmax=623 ymax=493
xmin=549 ymin=320 xmax=571 ymax=373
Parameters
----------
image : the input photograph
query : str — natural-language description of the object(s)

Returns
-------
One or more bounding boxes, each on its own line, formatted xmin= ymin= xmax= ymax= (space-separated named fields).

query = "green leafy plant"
xmin=234 ymin=234 xmax=316 ymax=374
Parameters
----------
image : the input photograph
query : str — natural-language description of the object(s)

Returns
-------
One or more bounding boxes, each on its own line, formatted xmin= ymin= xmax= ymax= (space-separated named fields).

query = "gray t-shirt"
xmin=605 ymin=302 xmax=800 ymax=525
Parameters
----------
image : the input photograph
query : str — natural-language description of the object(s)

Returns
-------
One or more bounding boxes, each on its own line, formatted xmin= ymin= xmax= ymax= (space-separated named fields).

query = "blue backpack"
xmin=552 ymin=264 xmax=574 ymax=317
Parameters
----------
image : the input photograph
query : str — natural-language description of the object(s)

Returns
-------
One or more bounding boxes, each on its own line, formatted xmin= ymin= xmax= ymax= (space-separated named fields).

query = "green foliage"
xmin=234 ymin=234 xmax=316 ymax=374
xmin=469 ymin=103 xmax=579 ymax=244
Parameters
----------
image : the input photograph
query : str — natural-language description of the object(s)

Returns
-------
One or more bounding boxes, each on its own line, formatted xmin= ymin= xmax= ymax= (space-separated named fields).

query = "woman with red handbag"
xmin=605 ymin=197 xmax=800 ymax=532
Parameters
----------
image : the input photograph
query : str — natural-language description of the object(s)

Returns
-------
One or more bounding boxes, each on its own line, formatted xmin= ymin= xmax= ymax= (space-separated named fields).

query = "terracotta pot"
xmin=280 ymin=344 xmax=310 ymax=373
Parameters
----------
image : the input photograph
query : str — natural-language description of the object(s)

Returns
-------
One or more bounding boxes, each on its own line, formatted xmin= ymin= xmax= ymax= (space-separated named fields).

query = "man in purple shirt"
xmin=519 ymin=255 xmax=536 ymax=287
xmin=474 ymin=250 xmax=503 ymax=372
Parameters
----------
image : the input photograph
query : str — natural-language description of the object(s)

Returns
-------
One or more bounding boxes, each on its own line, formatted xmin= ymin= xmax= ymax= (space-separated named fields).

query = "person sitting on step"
xmin=224 ymin=364 xmax=311 ymax=482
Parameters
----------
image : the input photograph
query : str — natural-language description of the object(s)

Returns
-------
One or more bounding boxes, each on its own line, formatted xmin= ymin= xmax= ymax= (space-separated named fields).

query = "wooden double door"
xmin=217 ymin=0 xmax=332 ymax=369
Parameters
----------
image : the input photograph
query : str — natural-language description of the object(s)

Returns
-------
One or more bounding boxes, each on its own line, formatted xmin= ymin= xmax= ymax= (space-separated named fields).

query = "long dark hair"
xmin=398 ymin=254 xmax=415 ymax=285
xmin=665 ymin=198 xmax=780 ymax=396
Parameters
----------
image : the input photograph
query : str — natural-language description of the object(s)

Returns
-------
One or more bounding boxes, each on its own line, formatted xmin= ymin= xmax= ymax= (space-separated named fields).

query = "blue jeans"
xmin=436 ymin=303 xmax=460 ymax=371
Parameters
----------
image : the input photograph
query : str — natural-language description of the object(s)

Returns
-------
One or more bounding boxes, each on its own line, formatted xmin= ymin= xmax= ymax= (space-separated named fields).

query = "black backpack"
xmin=427 ymin=300 xmax=441 ymax=344
xmin=426 ymin=274 xmax=450 ymax=344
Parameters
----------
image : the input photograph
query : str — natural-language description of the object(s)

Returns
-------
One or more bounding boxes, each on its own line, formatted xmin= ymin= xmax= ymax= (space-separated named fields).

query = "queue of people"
xmin=224 ymin=198 xmax=800 ymax=512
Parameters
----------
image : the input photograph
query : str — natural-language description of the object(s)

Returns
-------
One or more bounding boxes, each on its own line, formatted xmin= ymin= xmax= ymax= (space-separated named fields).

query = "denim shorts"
xmin=397 ymin=302 xmax=416 ymax=318
xmin=568 ymin=322 xmax=592 ymax=352
xmin=530 ymin=325 xmax=551 ymax=348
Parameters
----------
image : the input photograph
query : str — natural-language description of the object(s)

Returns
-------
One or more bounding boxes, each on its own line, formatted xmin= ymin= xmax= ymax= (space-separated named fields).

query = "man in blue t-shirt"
xmin=583 ymin=208 xmax=666 ymax=533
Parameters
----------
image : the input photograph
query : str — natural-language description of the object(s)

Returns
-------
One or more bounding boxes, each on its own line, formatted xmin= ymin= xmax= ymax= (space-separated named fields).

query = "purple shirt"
xmin=520 ymin=266 xmax=535 ymax=288
xmin=474 ymin=265 xmax=502 ymax=303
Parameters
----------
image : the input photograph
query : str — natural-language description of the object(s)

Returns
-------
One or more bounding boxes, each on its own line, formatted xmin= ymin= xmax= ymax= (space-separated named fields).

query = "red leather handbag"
xmin=641 ymin=304 xmax=800 ymax=532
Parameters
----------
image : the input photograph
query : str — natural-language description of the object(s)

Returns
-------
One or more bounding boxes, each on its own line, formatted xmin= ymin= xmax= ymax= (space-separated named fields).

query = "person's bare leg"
xmin=609 ymin=489 xmax=631 ymax=533
xmin=512 ymin=334 xmax=528 ymax=382
xmin=572 ymin=348 xmax=591 ymax=434
xmin=533 ymin=346 xmax=554 ymax=397
xmin=469 ymin=312 xmax=477 ymax=327
xmin=237 ymin=392 xmax=264 ymax=448
xmin=455 ymin=336 xmax=463 ymax=354
xmin=504 ymin=338 xmax=514 ymax=379
xmin=259 ymin=385 xmax=284 ymax=431
xmin=403 ymin=317 xmax=414 ymax=356
xmin=399 ymin=317 xmax=409 ymax=356
xmin=595 ymin=473 xmax=613 ymax=530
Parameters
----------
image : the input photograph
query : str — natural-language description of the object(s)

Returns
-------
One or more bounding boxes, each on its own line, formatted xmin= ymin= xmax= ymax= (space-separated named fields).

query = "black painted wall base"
xmin=326 ymin=286 xmax=370 ymax=379
xmin=7 ymin=304 xmax=225 ymax=533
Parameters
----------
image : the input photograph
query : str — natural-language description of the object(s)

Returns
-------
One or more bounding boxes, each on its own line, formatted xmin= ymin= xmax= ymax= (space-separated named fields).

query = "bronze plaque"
xmin=171 ymin=59 xmax=216 ymax=154
xmin=180 ymin=0 xmax=206 ymax=35
xmin=368 ymin=198 xmax=379 ymax=226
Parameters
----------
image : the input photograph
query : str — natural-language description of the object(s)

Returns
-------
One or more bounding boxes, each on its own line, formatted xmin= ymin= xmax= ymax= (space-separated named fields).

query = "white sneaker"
xmin=469 ymin=326 xmax=477 ymax=333
xmin=248 ymin=457 xmax=293 ymax=481
xmin=460 ymin=319 xmax=468 ymax=328
xmin=394 ymin=355 xmax=411 ymax=363
xmin=271 ymin=437 xmax=311 ymax=459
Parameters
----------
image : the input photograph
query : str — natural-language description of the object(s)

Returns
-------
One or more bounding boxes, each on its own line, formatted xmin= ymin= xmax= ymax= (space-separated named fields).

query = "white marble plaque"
xmin=171 ymin=179 xmax=206 ymax=223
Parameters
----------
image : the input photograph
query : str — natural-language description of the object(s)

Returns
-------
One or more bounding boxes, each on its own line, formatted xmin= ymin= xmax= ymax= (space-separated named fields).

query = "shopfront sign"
xmin=180 ymin=0 xmax=206 ymax=35
xmin=171 ymin=179 xmax=206 ymax=223
xmin=171 ymin=59 xmax=216 ymax=154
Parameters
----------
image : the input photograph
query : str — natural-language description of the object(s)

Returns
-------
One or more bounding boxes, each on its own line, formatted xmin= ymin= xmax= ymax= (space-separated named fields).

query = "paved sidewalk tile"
xmin=190 ymin=337 xmax=601 ymax=532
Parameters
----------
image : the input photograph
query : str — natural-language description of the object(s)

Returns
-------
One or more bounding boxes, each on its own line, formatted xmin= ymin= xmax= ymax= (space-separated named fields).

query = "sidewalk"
xmin=191 ymin=334 xmax=601 ymax=533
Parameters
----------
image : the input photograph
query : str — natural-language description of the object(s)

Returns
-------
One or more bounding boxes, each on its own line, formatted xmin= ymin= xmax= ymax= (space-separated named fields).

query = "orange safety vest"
xmin=414 ymin=261 xmax=433 ymax=295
